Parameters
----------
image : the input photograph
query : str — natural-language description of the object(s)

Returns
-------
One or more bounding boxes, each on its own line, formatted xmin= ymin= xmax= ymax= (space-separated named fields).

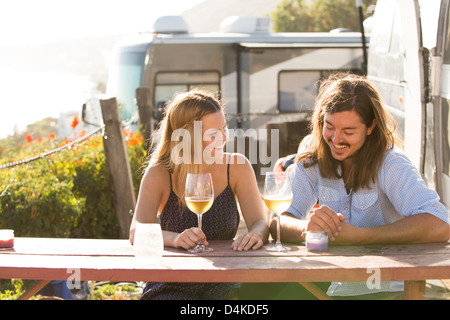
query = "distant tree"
xmin=272 ymin=0 xmax=315 ymax=32
xmin=25 ymin=117 xmax=58 ymax=141
xmin=272 ymin=0 xmax=374 ymax=32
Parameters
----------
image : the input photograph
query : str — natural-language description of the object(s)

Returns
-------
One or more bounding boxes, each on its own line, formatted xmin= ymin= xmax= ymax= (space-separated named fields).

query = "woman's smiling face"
xmin=201 ymin=111 xmax=228 ymax=160
xmin=322 ymin=110 xmax=375 ymax=167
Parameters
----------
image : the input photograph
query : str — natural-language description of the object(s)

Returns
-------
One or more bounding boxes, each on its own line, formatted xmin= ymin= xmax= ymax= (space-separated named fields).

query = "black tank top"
xmin=159 ymin=159 xmax=240 ymax=240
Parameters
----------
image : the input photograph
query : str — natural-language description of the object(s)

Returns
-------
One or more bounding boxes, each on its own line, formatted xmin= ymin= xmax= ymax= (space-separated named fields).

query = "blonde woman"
xmin=129 ymin=89 xmax=268 ymax=300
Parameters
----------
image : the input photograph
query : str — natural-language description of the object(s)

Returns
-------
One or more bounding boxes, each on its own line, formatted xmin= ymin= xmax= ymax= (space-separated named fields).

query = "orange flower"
xmin=71 ymin=115 xmax=79 ymax=128
xmin=127 ymin=133 xmax=143 ymax=146
xmin=25 ymin=133 xmax=34 ymax=143
xmin=48 ymin=132 xmax=56 ymax=139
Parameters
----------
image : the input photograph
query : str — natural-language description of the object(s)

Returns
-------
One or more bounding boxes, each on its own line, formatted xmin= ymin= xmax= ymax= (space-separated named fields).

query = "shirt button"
xmin=361 ymin=205 xmax=365 ymax=208
xmin=344 ymin=207 xmax=348 ymax=210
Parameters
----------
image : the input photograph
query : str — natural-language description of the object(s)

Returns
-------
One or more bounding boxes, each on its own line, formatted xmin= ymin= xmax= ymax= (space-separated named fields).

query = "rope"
xmin=0 ymin=125 xmax=105 ymax=170
xmin=0 ymin=110 xmax=140 ymax=170
xmin=0 ymin=178 xmax=15 ymax=198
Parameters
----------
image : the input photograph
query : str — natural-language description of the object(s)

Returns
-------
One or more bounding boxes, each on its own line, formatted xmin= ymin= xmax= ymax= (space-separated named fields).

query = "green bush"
xmin=0 ymin=279 xmax=45 ymax=300
xmin=0 ymin=128 xmax=146 ymax=239
xmin=88 ymin=281 xmax=141 ymax=300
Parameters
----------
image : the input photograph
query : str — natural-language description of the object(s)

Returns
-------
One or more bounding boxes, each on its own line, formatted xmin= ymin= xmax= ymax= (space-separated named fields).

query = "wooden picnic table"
xmin=0 ymin=237 xmax=449 ymax=300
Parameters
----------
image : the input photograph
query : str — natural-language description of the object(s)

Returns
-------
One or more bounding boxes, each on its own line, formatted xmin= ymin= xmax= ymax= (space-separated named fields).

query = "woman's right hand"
xmin=173 ymin=227 xmax=209 ymax=250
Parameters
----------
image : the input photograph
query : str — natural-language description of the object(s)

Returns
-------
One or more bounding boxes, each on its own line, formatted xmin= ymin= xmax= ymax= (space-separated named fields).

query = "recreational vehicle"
xmin=367 ymin=0 xmax=450 ymax=211
xmin=95 ymin=16 xmax=367 ymax=175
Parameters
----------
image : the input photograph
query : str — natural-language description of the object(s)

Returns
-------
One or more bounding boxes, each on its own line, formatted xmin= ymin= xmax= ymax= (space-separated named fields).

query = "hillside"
xmin=0 ymin=0 xmax=283 ymax=88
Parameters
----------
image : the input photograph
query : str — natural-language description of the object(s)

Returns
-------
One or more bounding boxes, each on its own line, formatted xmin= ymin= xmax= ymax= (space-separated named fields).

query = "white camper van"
xmin=367 ymin=0 xmax=450 ymax=211
xmin=100 ymin=15 xmax=367 ymax=171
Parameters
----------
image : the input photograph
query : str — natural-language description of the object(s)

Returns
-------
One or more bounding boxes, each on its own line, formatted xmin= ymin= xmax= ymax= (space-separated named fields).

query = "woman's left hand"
xmin=231 ymin=232 xmax=264 ymax=251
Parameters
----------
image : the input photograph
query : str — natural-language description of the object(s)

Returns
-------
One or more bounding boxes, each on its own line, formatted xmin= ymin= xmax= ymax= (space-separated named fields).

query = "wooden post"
xmin=18 ymin=280 xmax=50 ymax=300
xmin=135 ymin=87 xmax=154 ymax=150
xmin=404 ymin=280 xmax=426 ymax=300
xmin=100 ymin=98 xmax=136 ymax=239
xmin=298 ymin=282 xmax=332 ymax=300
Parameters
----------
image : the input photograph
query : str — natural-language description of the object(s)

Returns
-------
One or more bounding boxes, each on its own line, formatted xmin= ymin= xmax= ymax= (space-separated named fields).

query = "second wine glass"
xmin=263 ymin=171 xmax=293 ymax=252
xmin=185 ymin=173 xmax=214 ymax=253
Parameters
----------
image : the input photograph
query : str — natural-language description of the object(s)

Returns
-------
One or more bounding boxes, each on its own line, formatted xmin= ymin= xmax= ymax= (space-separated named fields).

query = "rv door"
xmin=368 ymin=0 xmax=425 ymax=171
xmin=431 ymin=0 xmax=450 ymax=208
xmin=369 ymin=0 xmax=450 ymax=210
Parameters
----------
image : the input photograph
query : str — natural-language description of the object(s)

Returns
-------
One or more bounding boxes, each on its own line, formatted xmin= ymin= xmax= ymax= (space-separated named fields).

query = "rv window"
xmin=155 ymin=85 xmax=187 ymax=104
xmin=278 ymin=71 xmax=320 ymax=113
xmin=154 ymin=84 xmax=220 ymax=107
xmin=156 ymin=71 xmax=219 ymax=85
xmin=370 ymin=0 xmax=397 ymax=54
xmin=154 ymin=71 xmax=220 ymax=107
xmin=107 ymin=52 xmax=146 ymax=122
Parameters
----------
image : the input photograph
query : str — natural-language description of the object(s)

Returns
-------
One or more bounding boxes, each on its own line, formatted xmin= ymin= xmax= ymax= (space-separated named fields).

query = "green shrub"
xmin=88 ymin=281 xmax=141 ymax=300
xmin=0 ymin=128 xmax=146 ymax=239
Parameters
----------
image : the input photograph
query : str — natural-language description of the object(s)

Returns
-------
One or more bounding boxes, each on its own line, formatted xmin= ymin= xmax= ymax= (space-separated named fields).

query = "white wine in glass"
xmin=263 ymin=172 xmax=293 ymax=252
xmin=185 ymin=198 xmax=214 ymax=215
xmin=185 ymin=173 xmax=214 ymax=253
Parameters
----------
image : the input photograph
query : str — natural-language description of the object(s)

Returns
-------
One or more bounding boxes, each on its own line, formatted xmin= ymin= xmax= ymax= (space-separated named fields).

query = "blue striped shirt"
xmin=288 ymin=147 xmax=449 ymax=296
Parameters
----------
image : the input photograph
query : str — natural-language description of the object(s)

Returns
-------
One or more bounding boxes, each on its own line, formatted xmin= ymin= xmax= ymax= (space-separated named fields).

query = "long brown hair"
xmin=296 ymin=73 xmax=400 ymax=191
xmin=147 ymin=89 xmax=223 ymax=200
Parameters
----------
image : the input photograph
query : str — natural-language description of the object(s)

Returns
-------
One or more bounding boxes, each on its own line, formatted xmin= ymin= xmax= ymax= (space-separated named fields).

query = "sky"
xmin=0 ymin=0 xmax=205 ymax=46
xmin=0 ymin=0 xmax=205 ymax=139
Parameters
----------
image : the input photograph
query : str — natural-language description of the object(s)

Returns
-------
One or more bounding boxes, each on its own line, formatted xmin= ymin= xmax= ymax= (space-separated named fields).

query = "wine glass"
xmin=263 ymin=171 xmax=293 ymax=252
xmin=185 ymin=173 xmax=214 ymax=253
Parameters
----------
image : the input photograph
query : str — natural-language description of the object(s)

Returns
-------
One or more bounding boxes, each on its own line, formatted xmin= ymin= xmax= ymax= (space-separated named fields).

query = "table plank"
xmin=0 ymin=238 xmax=449 ymax=287
xmin=4 ymin=238 xmax=450 ymax=258
xmin=1 ymin=238 xmax=133 ymax=256
xmin=1 ymin=251 xmax=449 ymax=283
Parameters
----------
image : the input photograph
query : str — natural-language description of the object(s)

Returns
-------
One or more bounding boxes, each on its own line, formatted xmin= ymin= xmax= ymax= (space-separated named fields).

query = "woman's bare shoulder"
xmin=226 ymin=153 xmax=257 ymax=185
xmin=226 ymin=152 xmax=251 ymax=168
xmin=141 ymin=164 xmax=170 ymax=188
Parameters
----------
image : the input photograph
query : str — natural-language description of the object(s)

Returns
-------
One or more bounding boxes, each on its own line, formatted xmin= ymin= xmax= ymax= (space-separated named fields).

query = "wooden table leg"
xmin=404 ymin=280 xmax=426 ymax=300
xmin=298 ymin=282 xmax=332 ymax=300
xmin=17 ymin=280 xmax=51 ymax=300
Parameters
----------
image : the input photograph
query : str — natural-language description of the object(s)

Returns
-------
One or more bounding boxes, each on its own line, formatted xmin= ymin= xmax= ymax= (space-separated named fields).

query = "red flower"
xmin=71 ymin=115 xmax=79 ymax=129
xmin=25 ymin=134 xmax=34 ymax=143
xmin=126 ymin=133 xmax=143 ymax=146
xmin=48 ymin=132 xmax=56 ymax=139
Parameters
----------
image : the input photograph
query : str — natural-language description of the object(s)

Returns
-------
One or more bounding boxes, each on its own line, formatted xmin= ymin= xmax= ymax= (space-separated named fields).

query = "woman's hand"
xmin=173 ymin=227 xmax=209 ymax=250
xmin=232 ymin=232 xmax=264 ymax=251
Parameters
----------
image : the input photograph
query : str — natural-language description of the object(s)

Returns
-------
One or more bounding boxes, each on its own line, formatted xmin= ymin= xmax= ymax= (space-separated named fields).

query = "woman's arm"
xmin=230 ymin=154 xmax=269 ymax=251
xmin=129 ymin=166 xmax=208 ymax=249
xmin=129 ymin=166 xmax=165 ymax=244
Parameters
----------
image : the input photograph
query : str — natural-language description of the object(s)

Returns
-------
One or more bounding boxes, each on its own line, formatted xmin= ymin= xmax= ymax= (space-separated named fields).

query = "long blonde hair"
xmin=296 ymin=73 xmax=400 ymax=191
xmin=147 ymin=89 xmax=223 ymax=200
